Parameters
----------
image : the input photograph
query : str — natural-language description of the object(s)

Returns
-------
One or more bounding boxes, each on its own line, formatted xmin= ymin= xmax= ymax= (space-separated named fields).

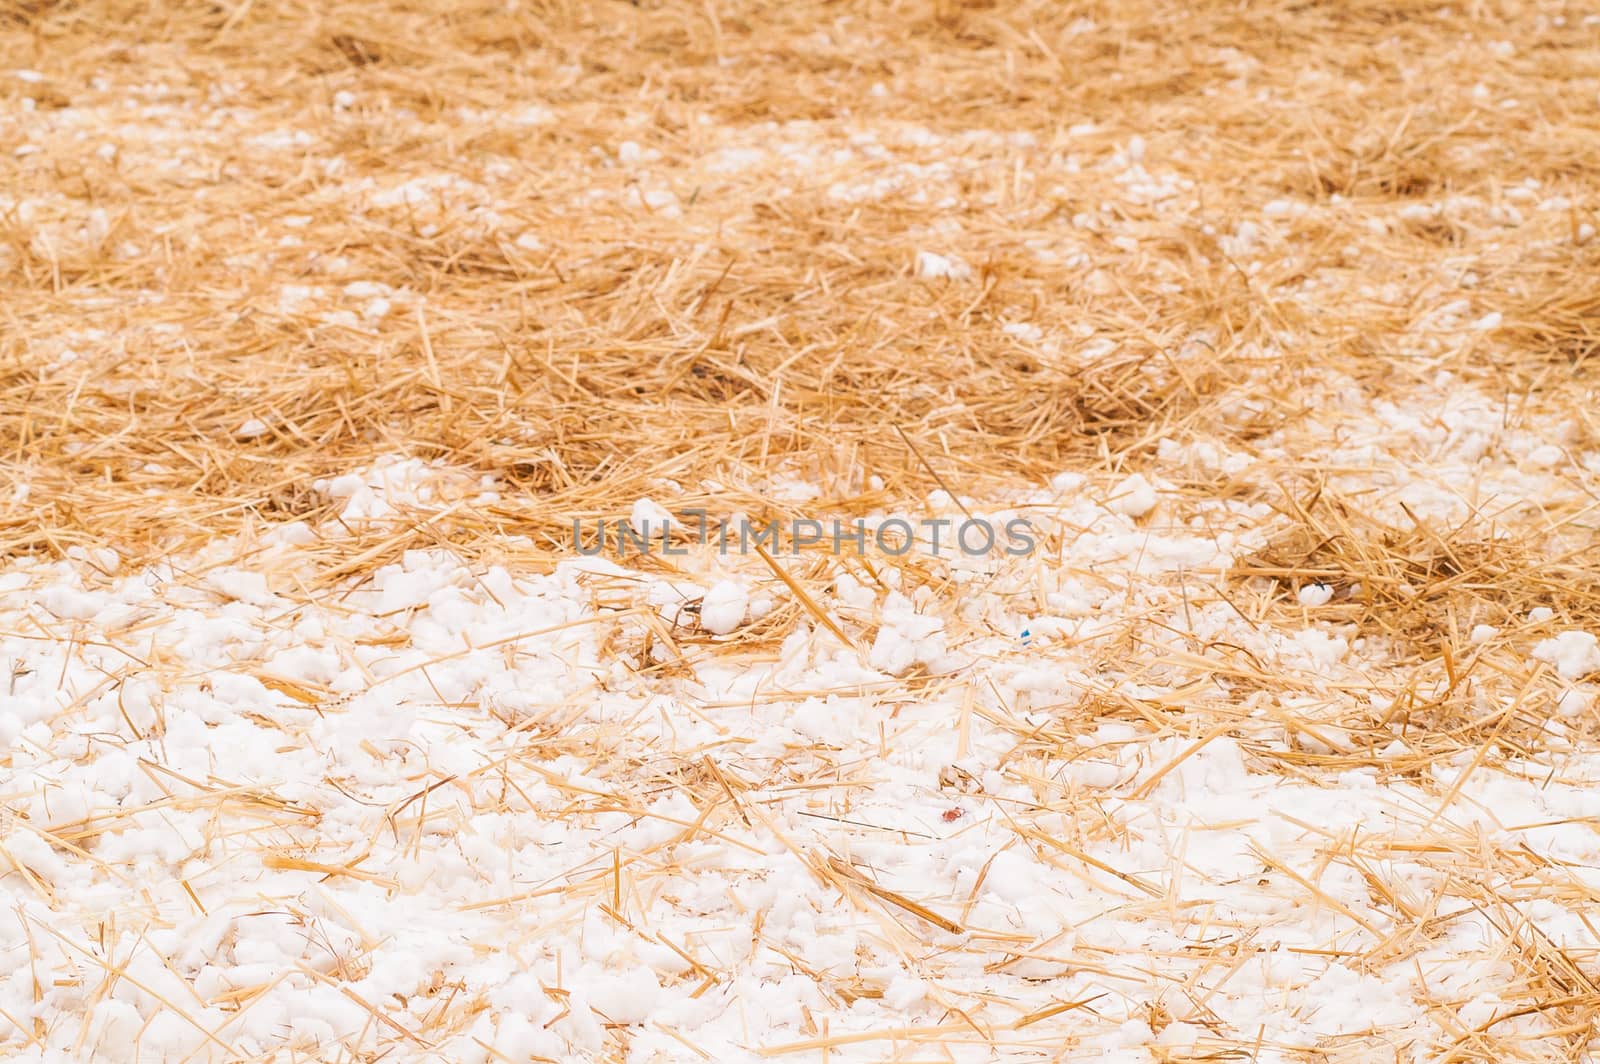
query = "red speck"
xmin=942 ymin=808 xmax=963 ymax=822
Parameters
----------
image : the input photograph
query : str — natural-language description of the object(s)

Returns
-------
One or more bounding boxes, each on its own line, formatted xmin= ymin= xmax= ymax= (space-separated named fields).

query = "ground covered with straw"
xmin=4 ymin=0 xmax=1600 ymax=1060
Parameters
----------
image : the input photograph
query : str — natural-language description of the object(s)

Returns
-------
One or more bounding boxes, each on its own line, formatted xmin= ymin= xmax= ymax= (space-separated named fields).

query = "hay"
xmin=4 ymin=0 xmax=1600 ymax=1060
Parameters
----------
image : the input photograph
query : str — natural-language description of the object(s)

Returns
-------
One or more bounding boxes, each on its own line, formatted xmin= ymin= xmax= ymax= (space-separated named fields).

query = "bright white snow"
xmin=4 ymin=458 xmax=1599 ymax=1061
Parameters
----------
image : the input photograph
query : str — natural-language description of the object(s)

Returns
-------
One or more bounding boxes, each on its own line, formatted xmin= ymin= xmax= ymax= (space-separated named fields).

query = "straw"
xmin=4 ymin=0 xmax=1600 ymax=1060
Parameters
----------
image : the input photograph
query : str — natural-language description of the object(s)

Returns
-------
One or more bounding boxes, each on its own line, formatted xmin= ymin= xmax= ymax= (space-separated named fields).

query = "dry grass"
xmin=6 ymin=0 xmax=1600 ymax=1060
xmin=4 ymin=0 xmax=1592 ymax=564
xmin=1243 ymin=485 xmax=1600 ymax=655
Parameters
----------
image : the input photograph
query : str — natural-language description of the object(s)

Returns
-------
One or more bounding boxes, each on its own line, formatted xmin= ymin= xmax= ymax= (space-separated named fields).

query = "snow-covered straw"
xmin=5 ymin=0 xmax=1600 ymax=1059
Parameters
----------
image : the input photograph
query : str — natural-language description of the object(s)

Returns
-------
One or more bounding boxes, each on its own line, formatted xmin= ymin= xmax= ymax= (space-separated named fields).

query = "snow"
xmin=6 ymin=451 xmax=1600 ymax=1060
xmin=914 ymin=250 xmax=972 ymax=280
xmin=1558 ymin=688 xmax=1592 ymax=718
xmin=1532 ymin=631 xmax=1600 ymax=680
xmin=1526 ymin=443 xmax=1565 ymax=468
xmin=7 ymin=26 xmax=1600 ymax=1057
xmin=699 ymin=579 xmax=748 ymax=634
xmin=1107 ymin=472 xmax=1159 ymax=518
xmin=1297 ymin=583 xmax=1334 ymax=606
xmin=630 ymin=496 xmax=674 ymax=535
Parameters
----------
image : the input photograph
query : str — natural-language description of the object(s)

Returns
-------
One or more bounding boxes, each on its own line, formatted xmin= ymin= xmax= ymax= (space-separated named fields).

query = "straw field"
xmin=3 ymin=0 xmax=1600 ymax=1060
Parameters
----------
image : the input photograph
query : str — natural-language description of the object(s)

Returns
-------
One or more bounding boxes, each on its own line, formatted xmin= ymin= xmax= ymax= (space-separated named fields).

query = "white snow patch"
xmin=700 ymin=580 xmax=748 ymax=635
xmin=1107 ymin=473 xmax=1158 ymax=518
xmin=915 ymin=250 xmax=972 ymax=280
xmin=1533 ymin=631 xmax=1600 ymax=680
xmin=1298 ymin=583 xmax=1334 ymax=607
